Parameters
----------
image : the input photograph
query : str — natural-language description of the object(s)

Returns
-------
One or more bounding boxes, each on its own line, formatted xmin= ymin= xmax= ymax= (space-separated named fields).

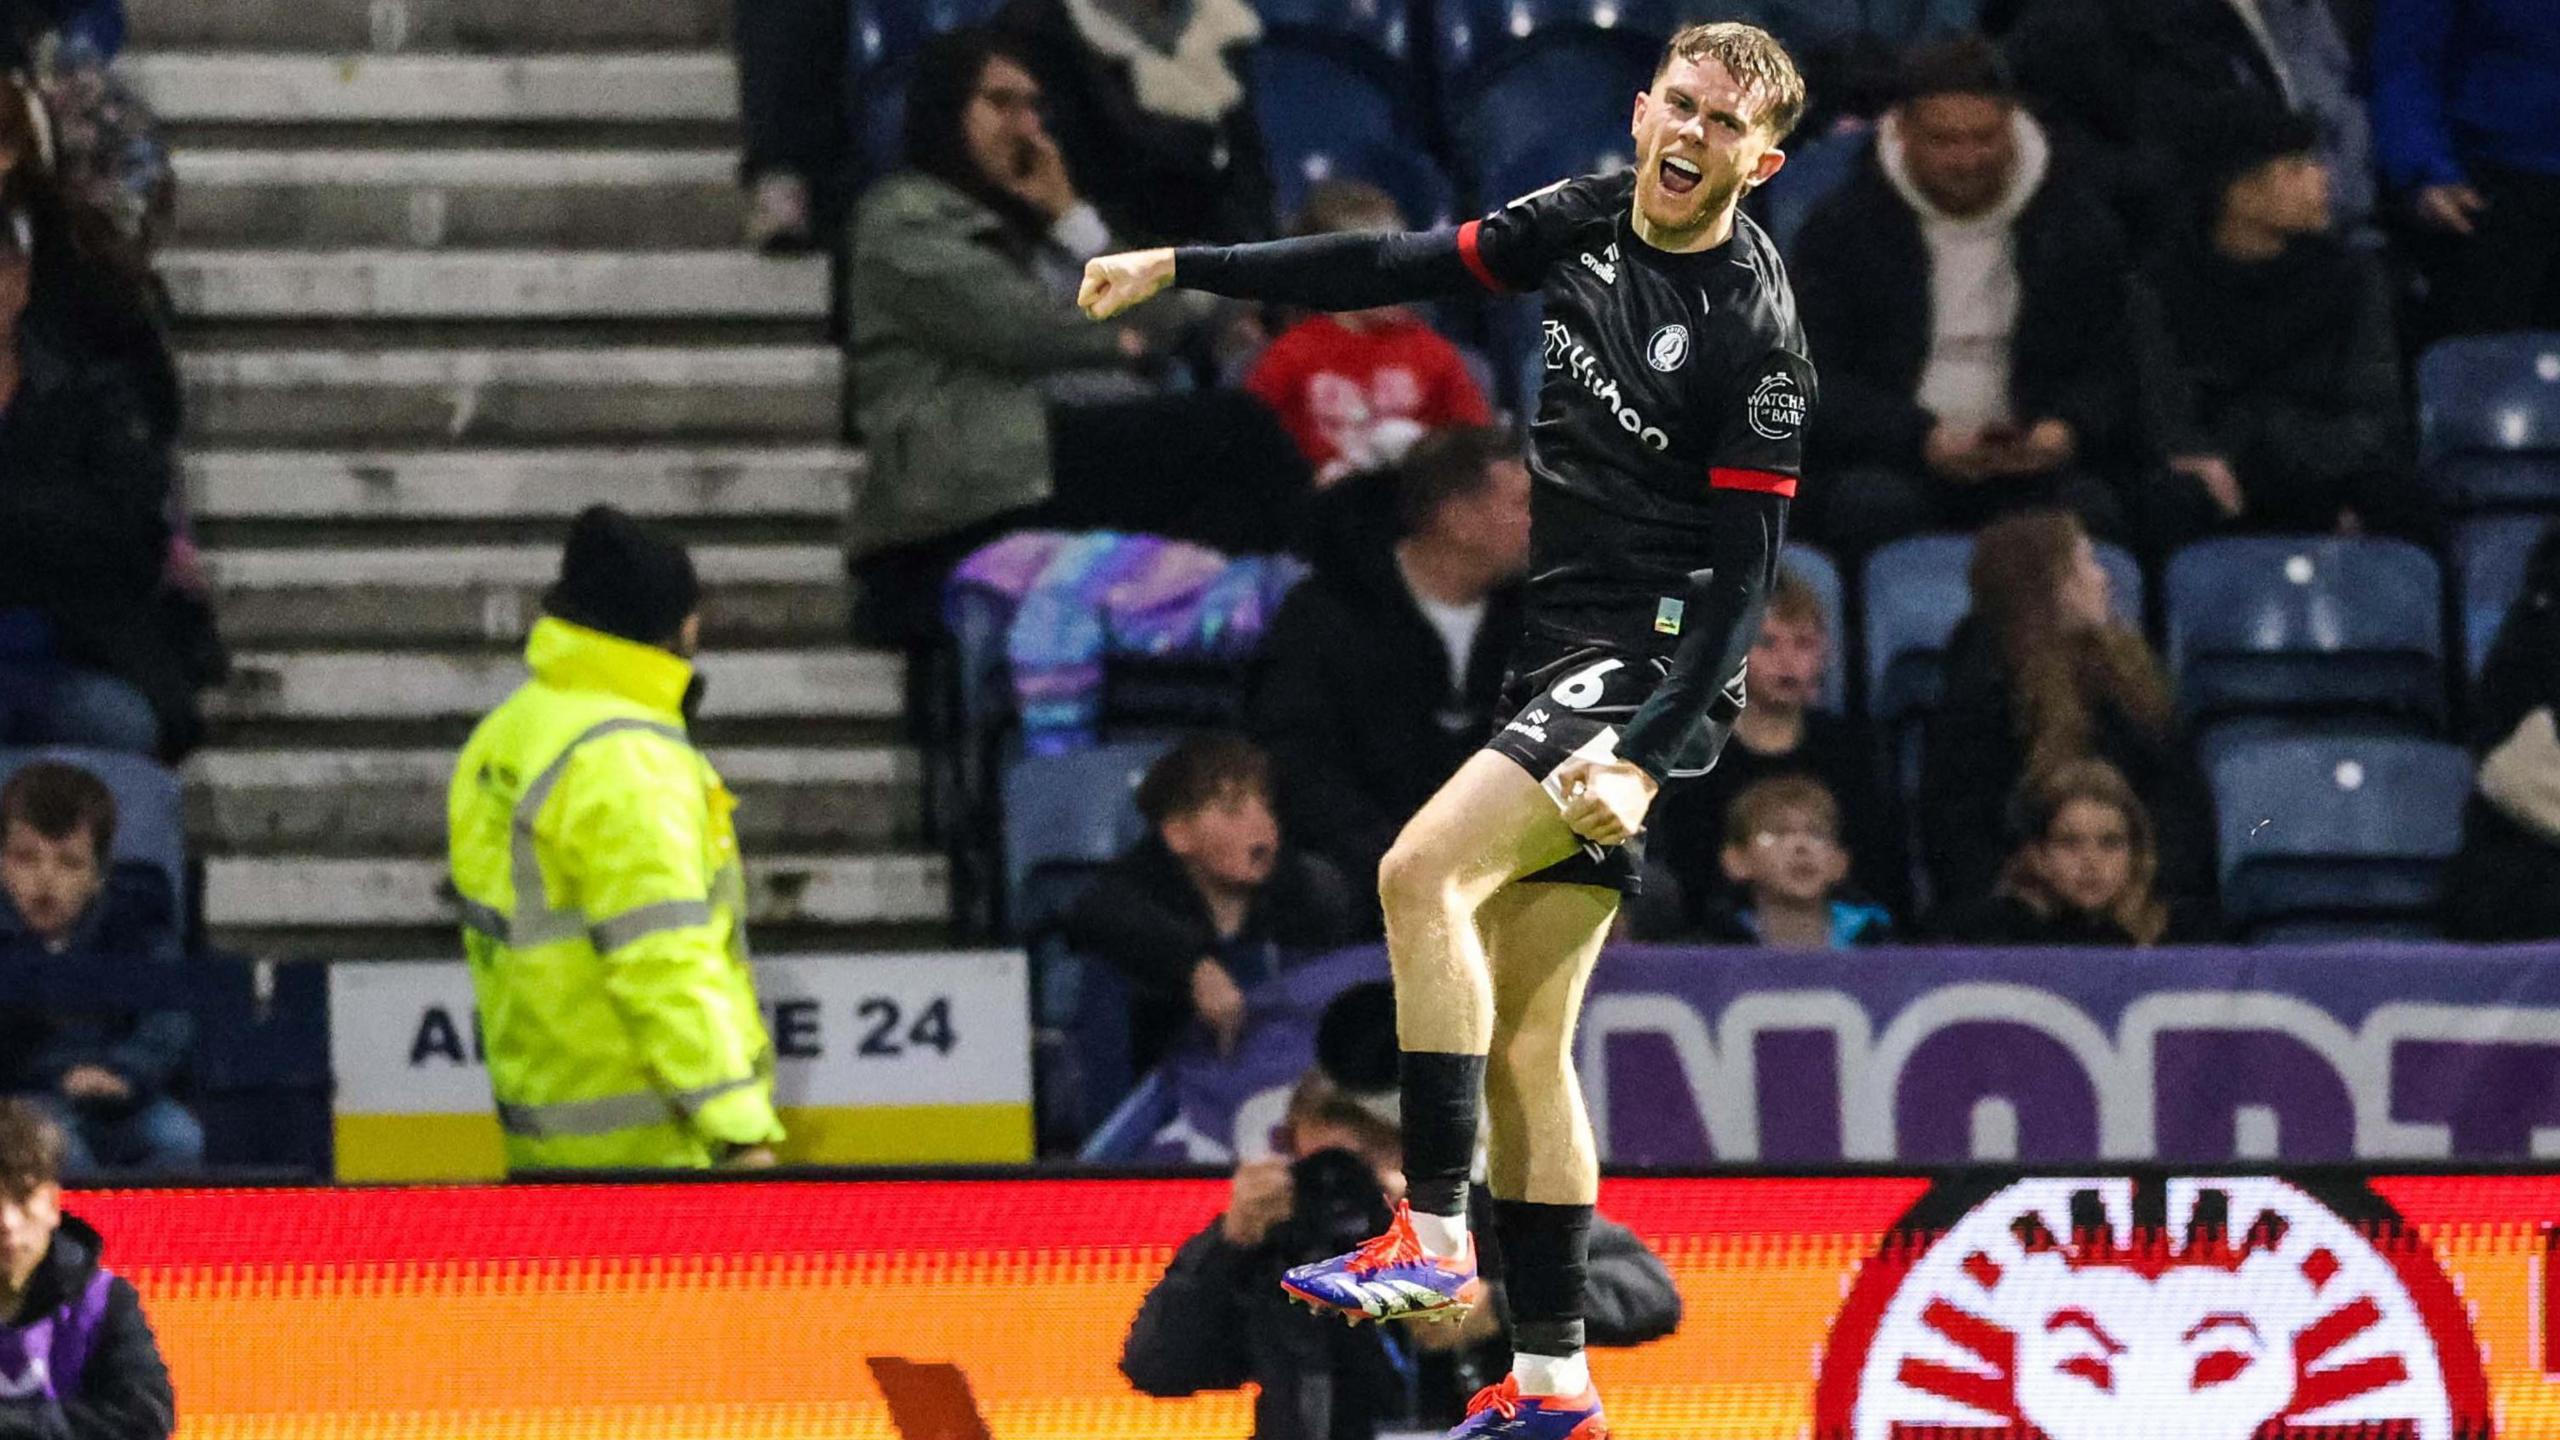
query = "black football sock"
xmin=1491 ymin=1198 xmax=1592 ymax=1361
xmin=1399 ymin=1049 xmax=1485 ymax=1219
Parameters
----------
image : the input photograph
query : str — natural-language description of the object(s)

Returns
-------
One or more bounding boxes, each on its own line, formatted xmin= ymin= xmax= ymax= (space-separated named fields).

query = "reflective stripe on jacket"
xmin=446 ymin=617 xmax=782 ymax=1170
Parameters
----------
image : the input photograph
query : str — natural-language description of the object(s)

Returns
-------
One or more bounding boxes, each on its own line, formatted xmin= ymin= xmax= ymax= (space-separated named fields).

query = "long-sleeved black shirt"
xmin=1176 ymin=169 xmax=1813 ymax=781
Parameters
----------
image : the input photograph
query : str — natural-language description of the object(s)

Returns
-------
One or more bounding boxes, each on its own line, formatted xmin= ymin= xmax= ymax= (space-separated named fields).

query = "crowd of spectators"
xmin=798 ymin=0 xmax=2560 ymax=1081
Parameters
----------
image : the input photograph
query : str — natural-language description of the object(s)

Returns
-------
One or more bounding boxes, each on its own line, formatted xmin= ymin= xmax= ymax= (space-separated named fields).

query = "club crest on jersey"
xmin=1646 ymin=324 xmax=1690 ymax=372
xmin=1812 ymin=1174 xmax=2494 ymax=1440
xmin=1748 ymin=368 xmax=1807 ymax=440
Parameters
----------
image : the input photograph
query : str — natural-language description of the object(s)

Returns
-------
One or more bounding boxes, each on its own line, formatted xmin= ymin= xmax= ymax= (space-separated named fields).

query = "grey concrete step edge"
xmin=178 ymin=346 xmax=840 ymax=387
xmin=129 ymin=53 xmax=737 ymax=124
xmin=186 ymin=446 xmax=860 ymax=521
xmin=127 ymin=0 xmax=733 ymax=53
xmin=205 ymin=853 xmax=947 ymax=927
xmin=162 ymin=249 xmax=827 ymax=321
xmin=208 ymin=542 xmax=842 ymax=588
xmin=174 ymin=148 xmax=738 ymax=185
xmin=207 ymin=650 xmax=901 ymax=722
xmin=190 ymin=745 xmax=913 ymax=790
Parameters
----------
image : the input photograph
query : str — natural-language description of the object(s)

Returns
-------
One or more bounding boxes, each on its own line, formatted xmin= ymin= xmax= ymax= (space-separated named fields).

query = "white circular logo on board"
xmin=1748 ymin=368 xmax=1806 ymax=440
xmin=1813 ymin=1176 xmax=2491 ymax=1440
xmin=1647 ymin=323 xmax=1689 ymax=372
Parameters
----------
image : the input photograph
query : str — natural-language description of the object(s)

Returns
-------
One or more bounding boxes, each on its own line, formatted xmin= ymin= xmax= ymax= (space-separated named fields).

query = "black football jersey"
xmin=1455 ymin=169 xmax=1815 ymax=660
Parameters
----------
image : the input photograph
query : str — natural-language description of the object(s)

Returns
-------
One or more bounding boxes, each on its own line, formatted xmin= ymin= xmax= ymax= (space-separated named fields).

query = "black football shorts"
xmin=1482 ymin=646 xmax=1668 ymax=895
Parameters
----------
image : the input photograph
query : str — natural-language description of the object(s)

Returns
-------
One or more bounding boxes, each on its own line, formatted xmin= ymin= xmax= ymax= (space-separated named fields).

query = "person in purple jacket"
xmin=0 ymin=1097 xmax=172 ymax=1439
xmin=2371 ymin=0 xmax=2560 ymax=339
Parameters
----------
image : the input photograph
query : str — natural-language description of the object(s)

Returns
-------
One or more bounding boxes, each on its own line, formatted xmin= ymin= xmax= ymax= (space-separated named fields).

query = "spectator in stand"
xmin=995 ymin=0 xmax=1273 ymax=245
xmin=1244 ymin=182 xmax=1494 ymax=488
xmin=1921 ymin=510 xmax=2215 ymax=908
xmin=1645 ymin=567 xmax=1905 ymax=924
xmin=1788 ymin=38 xmax=2138 ymax=556
xmin=733 ymin=0 xmax=846 ymax=251
xmin=2128 ymin=98 xmax=2415 ymax=546
xmin=1929 ymin=758 xmax=2216 ymax=943
xmin=2007 ymin=0 xmax=2372 ymax=243
xmin=1122 ymin=1070 xmax=1679 ymax=1439
xmin=0 ymin=75 xmax=200 ymax=759
xmin=0 ymin=1099 xmax=174 ymax=1439
xmin=1679 ymin=775 xmax=1894 ymax=948
xmin=2447 ymin=521 xmax=2560 ymax=940
xmin=1063 ymin=733 xmax=1357 ymax=1070
xmin=2371 ymin=0 xmax=2560 ymax=339
xmin=1250 ymin=429 xmax=1528 ymax=924
xmin=845 ymin=29 xmax=1306 ymax=648
xmin=0 ymin=763 xmax=199 ymax=1178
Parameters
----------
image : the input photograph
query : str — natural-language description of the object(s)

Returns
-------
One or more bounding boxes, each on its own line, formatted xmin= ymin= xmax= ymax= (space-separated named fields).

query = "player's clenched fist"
xmin=1078 ymin=247 xmax=1177 ymax=320
xmin=1551 ymin=756 xmax=1660 ymax=847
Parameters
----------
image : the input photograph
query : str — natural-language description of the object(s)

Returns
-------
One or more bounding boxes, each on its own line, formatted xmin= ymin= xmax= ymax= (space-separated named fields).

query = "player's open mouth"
xmin=1658 ymin=155 xmax=1702 ymax=196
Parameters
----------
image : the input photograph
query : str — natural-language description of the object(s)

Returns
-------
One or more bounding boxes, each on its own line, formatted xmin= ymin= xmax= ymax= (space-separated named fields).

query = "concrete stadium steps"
xmin=129 ymin=0 xmax=732 ymax=53
xmin=179 ymin=346 xmax=841 ymax=443
xmin=186 ymin=448 xmax=858 ymax=532
xmin=173 ymin=149 xmax=742 ymax=249
xmin=189 ymin=746 xmax=917 ymax=856
xmin=208 ymin=649 xmax=900 ymax=726
xmin=161 ymin=250 xmax=824 ymax=321
xmin=208 ymin=543 xmax=847 ymax=646
xmin=207 ymin=854 xmax=948 ymax=959
xmin=129 ymin=53 xmax=736 ymax=127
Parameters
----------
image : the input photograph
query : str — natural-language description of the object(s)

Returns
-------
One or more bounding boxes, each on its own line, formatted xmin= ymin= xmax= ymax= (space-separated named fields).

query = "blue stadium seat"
xmin=2417 ymin=332 xmax=2560 ymax=512
xmin=1000 ymin=740 xmax=1174 ymax=1148
xmin=1448 ymin=43 xmax=1645 ymax=206
xmin=1779 ymin=540 xmax=1848 ymax=713
xmin=2165 ymin=537 xmax=2446 ymax=728
xmin=1754 ymin=125 xmax=1868 ymax=255
xmin=0 ymin=747 xmax=185 ymax=956
xmin=1251 ymin=44 xmax=1455 ymax=229
xmin=2210 ymin=735 xmax=2470 ymax=938
xmin=1436 ymin=0 xmax=1676 ymax=81
xmin=191 ymin=955 xmax=331 ymax=1175
xmin=1255 ymin=0 xmax=1412 ymax=63
xmin=2454 ymin=513 xmax=2554 ymax=679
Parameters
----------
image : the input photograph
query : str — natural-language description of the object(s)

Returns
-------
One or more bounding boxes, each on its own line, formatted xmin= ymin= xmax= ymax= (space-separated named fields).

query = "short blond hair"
xmin=1657 ymin=22 xmax=1807 ymax=143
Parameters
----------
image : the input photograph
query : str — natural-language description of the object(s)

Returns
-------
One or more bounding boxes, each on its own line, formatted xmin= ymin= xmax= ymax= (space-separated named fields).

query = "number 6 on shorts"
xmin=1550 ymin=657 xmax=1624 ymax=710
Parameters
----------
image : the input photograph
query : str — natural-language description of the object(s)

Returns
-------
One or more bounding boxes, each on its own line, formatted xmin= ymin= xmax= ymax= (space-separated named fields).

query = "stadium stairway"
xmin=129 ymin=0 xmax=947 ymax=959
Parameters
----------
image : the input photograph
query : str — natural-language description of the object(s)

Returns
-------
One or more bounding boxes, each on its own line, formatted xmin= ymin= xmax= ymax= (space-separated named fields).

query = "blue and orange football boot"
xmin=1279 ymin=1200 xmax=1484 ymax=1325
xmin=1446 ymin=1377 xmax=1609 ymax=1439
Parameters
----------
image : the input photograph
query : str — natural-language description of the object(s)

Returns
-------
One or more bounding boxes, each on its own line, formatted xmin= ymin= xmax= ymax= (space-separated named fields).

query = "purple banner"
xmin=1122 ymin=942 xmax=2560 ymax=1166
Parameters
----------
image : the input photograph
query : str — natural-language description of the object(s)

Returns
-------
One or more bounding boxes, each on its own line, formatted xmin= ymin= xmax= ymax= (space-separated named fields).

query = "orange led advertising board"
xmin=72 ymin=1172 xmax=2560 ymax=1437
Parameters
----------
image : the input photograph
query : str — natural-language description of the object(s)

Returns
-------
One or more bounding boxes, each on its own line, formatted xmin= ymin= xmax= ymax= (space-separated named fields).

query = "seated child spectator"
xmin=1646 ymin=567 xmax=1905 ymax=919
xmin=1243 ymin=181 xmax=1494 ymax=488
xmin=1063 ymin=733 xmax=1357 ymax=1070
xmin=1928 ymin=758 xmax=2216 ymax=945
xmin=1683 ymin=776 xmax=1893 ymax=948
xmin=0 ymin=763 xmax=199 ymax=1177
xmin=0 ymin=1097 xmax=173 ymax=1439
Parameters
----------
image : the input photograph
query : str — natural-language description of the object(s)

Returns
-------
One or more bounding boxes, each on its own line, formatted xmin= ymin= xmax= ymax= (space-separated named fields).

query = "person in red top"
xmin=1245 ymin=181 xmax=1494 ymax=486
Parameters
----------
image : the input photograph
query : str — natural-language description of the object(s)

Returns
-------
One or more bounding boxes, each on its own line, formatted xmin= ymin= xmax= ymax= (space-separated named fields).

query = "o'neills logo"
xmin=1814 ymin=1175 xmax=2494 ymax=1440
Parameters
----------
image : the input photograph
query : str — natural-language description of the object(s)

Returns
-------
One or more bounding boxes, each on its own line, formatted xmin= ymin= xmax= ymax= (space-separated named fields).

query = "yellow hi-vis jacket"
xmin=446 ymin=616 xmax=784 ymax=1170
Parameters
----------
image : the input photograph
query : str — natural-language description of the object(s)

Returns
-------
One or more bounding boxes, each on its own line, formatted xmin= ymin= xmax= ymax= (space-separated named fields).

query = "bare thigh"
xmin=1478 ymin=880 xmax=1617 ymax=1204
xmin=1377 ymin=750 xmax=1592 ymax=1053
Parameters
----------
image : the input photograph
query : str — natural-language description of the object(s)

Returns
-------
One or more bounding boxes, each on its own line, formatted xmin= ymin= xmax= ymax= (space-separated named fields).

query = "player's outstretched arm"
xmin=1080 ymin=227 xmax=1491 ymax=320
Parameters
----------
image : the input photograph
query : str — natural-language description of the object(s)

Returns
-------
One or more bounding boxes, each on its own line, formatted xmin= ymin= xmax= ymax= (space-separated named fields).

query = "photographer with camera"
xmin=1121 ymin=986 xmax=1681 ymax=1439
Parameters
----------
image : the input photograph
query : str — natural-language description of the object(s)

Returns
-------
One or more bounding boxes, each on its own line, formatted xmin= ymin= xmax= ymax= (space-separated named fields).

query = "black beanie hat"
xmin=2188 ymin=95 xmax=2322 ymax=212
xmin=543 ymin=504 xmax=700 ymax=647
